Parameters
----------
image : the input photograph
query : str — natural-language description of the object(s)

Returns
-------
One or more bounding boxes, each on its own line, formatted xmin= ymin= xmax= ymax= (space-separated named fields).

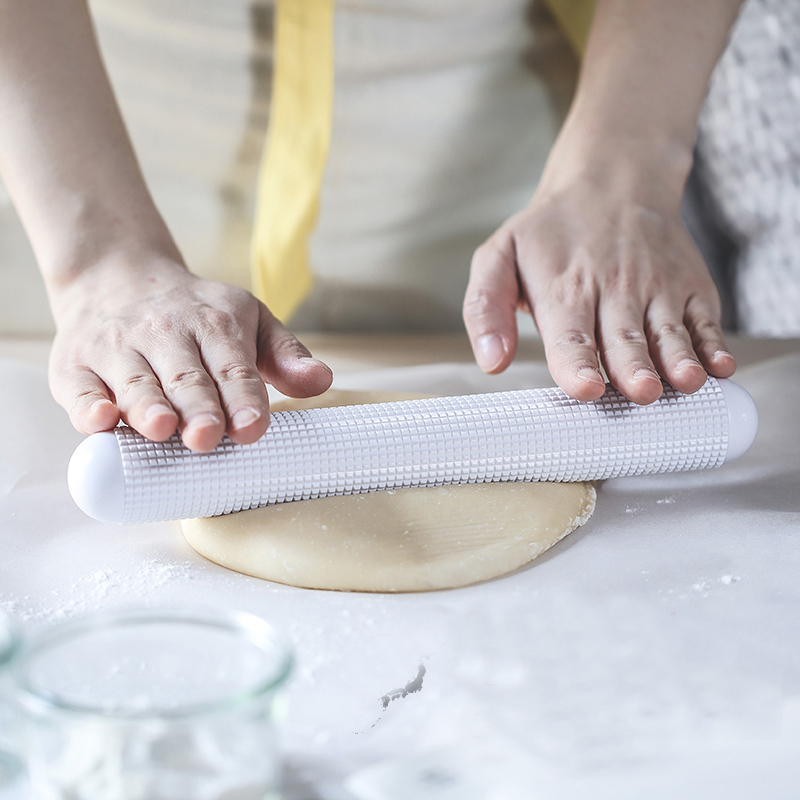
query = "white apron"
xmin=251 ymin=0 xmax=579 ymax=332
xmin=0 ymin=1 xmax=581 ymax=335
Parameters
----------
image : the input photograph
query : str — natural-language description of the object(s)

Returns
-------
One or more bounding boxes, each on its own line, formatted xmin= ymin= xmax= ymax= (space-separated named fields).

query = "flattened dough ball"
xmin=181 ymin=390 xmax=596 ymax=592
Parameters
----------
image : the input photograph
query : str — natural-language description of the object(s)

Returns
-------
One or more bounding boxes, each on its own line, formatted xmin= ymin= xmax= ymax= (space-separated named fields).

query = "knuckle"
xmin=463 ymin=286 xmax=501 ymax=321
xmin=199 ymin=308 xmax=238 ymax=338
xmin=651 ymin=321 xmax=687 ymax=344
xmin=118 ymin=373 xmax=160 ymax=397
xmin=550 ymin=267 xmax=595 ymax=306
xmin=552 ymin=329 xmax=595 ymax=350
xmin=102 ymin=325 xmax=124 ymax=350
xmin=610 ymin=327 xmax=647 ymax=347
xmin=602 ymin=260 xmax=653 ymax=299
xmin=686 ymin=292 xmax=721 ymax=319
xmin=270 ymin=331 xmax=311 ymax=359
xmin=167 ymin=367 xmax=213 ymax=393
xmin=215 ymin=361 xmax=258 ymax=385
xmin=688 ymin=317 xmax=722 ymax=340
xmin=209 ymin=282 xmax=251 ymax=306
xmin=68 ymin=388 xmax=102 ymax=414
xmin=144 ymin=313 xmax=182 ymax=339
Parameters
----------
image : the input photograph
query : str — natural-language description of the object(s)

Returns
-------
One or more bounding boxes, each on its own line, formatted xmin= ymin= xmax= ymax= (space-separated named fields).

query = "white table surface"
xmin=1 ymin=334 xmax=799 ymax=799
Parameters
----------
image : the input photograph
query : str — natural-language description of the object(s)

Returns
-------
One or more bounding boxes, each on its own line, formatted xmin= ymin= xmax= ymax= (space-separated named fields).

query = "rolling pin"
xmin=68 ymin=378 xmax=757 ymax=524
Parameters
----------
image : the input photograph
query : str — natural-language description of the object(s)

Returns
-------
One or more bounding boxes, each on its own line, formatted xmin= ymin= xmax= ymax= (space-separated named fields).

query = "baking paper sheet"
xmin=1 ymin=353 xmax=798 ymax=798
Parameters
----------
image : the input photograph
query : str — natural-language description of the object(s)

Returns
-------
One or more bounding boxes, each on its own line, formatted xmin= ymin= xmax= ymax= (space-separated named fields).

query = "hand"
xmin=462 ymin=0 xmax=743 ymax=405
xmin=48 ymin=254 xmax=332 ymax=452
xmin=463 ymin=166 xmax=736 ymax=405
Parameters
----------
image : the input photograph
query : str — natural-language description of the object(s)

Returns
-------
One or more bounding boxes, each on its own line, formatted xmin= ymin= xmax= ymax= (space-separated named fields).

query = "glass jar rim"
xmin=12 ymin=607 xmax=293 ymax=720
xmin=0 ymin=614 xmax=20 ymax=670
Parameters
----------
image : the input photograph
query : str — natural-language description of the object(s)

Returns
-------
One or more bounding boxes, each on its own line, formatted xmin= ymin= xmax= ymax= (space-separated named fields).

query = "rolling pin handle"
xmin=718 ymin=379 xmax=758 ymax=462
xmin=67 ymin=432 xmax=126 ymax=523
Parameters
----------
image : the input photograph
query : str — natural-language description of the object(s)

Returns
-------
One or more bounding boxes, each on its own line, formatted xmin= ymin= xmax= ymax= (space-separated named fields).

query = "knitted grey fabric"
xmin=694 ymin=0 xmax=800 ymax=336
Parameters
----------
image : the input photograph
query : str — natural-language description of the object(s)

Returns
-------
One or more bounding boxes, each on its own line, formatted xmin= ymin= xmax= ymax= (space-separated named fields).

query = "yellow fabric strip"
xmin=250 ymin=0 xmax=335 ymax=321
xmin=542 ymin=0 xmax=596 ymax=56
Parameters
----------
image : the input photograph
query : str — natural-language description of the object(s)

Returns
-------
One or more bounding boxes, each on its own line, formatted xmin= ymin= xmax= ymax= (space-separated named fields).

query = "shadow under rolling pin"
xmin=68 ymin=378 xmax=757 ymax=525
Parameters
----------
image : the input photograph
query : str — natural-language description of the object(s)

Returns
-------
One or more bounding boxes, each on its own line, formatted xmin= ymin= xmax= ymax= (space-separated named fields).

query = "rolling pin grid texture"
xmin=113 ymin=380 xmax=729 ymax=524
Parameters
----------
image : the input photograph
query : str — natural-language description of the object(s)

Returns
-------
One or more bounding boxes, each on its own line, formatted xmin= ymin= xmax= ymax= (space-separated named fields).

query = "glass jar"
xmin=0 ymin=614 xmax=22 ymax=787
xmin=12 ymin=608 xmax=292 ymax=800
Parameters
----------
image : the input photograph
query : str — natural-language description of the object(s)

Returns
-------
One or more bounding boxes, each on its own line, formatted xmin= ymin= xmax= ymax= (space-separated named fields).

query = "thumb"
xmin=463 ymin=229 xmax=520 ymax=374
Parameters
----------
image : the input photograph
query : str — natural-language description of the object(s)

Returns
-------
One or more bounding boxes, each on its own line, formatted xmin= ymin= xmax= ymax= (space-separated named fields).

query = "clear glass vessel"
xmin=12 ymin=608 xmax=292 ymax=800
xmin=0 ymin=614 xmax=22 ymax=787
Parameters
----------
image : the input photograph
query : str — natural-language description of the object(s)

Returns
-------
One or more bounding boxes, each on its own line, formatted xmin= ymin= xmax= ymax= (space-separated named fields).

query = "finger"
xmin=534 ymin=297 xmax=606 ymax=402
xmin=685 ymin=294 xmax=736 ymax=378
xmin=144 ymin=344 xmax=227 ymax=453
xmin=256 ymin=307 xmax=333 ymax=398
xmin=100 ymin=352 xmax=180 ymax=442
xmin=463 ymin=231 xmax=519 ymax=374
xmin=51 ymin=364 xmax=121 ymax=434
xmin=597 ymin=305 xmax=664 ymax=405
xmin=646 ymin=297 xmax=708 ymax=394
xmin=198 ymin=340 xmax=270 ymax=446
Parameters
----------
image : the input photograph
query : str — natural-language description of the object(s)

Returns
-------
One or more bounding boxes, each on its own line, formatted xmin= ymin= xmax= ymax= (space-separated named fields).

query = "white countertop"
xmin=1 ymin=335 xmax=799 ymax=799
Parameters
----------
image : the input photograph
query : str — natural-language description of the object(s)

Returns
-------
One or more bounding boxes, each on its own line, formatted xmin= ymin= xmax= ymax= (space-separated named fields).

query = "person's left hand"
xmin=462 ymin=163 xmax=736 ymax=405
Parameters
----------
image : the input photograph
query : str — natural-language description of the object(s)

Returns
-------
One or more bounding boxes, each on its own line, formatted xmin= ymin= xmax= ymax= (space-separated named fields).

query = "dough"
xmin=182 ymin=390 xmax=596 ymax=592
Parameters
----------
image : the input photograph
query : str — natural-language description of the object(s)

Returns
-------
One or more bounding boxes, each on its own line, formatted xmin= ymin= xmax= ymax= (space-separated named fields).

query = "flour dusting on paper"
xmin=0 ymin=558 xmax=195 ymax=623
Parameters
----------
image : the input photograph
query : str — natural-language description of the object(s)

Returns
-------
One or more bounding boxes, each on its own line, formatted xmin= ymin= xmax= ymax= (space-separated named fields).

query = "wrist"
xmin=42 ymin=221 xmax=190 ymax=327
xmin=39 ymin=196 xmax=185 ymax=295
xmin=540 ymin=101 xmax=694 ymax=208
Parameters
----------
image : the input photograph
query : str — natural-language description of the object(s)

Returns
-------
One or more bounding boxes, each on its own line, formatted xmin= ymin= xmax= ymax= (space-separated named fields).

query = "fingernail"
xmin=633 ymin=367 xmax=660 ymax=382
xmin=232 ymin=407 xmax=261 ymax=430
xmin=677 ymin=358 xmax=702 ymax=372
xmin=577 ymin=367 xmax=604 ymax=385
xmin=90 ymin=399 xmax=112 ymax=415
xmin=145 ymin=404 xmax=175 ymax=422
xmin=185 ymin=413 xmax=221 ymax=431
xmin=713 ymin=349 xmax=734 ymax=360
xmin=476 ymin=334 xmax=506 ymax=372
xmin=299 ymin=357 xmax=332 ymax=372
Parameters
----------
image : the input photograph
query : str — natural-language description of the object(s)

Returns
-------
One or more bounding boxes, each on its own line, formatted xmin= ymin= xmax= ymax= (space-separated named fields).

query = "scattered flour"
xmin=0 ymin=559 xmax=196 ymax=625
xmin=657 ymin=575 xmax=743 ymax=601
xmin=692 ymin=580 xmax=714 ymax=596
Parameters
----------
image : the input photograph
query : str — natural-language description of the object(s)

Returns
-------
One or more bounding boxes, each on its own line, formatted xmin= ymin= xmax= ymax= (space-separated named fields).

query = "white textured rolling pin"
xmin=68 ymin=378 xmax=757 ymax=524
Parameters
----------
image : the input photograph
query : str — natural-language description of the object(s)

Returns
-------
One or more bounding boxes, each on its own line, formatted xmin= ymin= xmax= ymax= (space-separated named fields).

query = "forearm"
xmin=465 ymin=0 xmax=742 ymax=403
xmin=546 ymin=0 xmax=744 ymax=202
xmin=0 ymin=1 xmax=333 ymax=450
xmin=0 ymin=0 xmax=177 ymax=293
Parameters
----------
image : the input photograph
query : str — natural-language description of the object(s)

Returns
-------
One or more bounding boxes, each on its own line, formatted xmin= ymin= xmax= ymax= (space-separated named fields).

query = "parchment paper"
xmin=1 ymin=353 xmax=798 ymax=798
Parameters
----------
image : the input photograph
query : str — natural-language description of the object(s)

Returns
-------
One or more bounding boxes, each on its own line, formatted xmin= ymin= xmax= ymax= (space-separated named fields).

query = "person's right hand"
xmin=48 ymin=253 xmax=332 ymax=452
